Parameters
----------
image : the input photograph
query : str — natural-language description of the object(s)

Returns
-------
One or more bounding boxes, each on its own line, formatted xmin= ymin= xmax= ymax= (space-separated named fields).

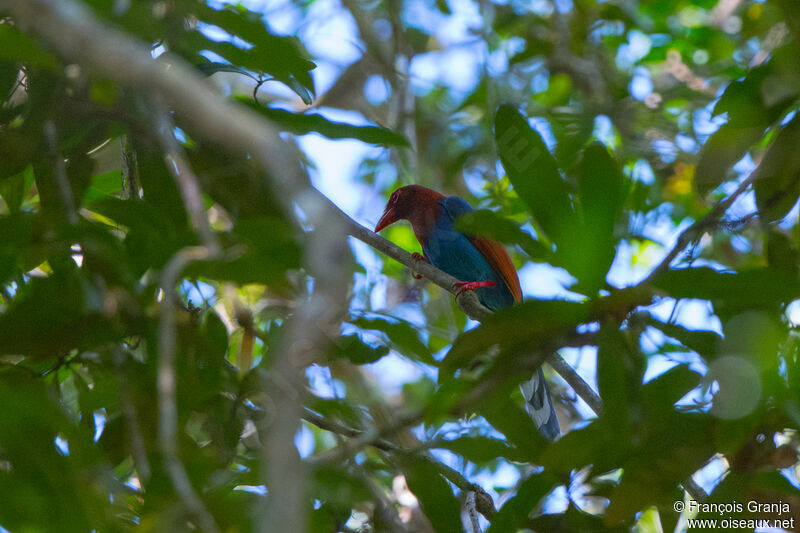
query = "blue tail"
xmin=520 ymin=367 xmax=560 ymax=441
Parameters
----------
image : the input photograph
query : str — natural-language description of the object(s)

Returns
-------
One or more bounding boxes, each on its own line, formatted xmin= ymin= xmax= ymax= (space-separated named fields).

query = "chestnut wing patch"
xmin=468 ymin=236 xmax=522 ymax=303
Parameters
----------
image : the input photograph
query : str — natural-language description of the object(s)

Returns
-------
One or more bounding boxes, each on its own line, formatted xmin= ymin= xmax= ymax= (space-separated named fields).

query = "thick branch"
xmin=260 ymin=218 xmax=350 ymax=532
xmin=1 ymin=2 xmax=352 ymax=531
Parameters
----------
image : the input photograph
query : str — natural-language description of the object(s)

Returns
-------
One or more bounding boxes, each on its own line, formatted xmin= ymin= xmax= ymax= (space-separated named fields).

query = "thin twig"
xmin=545 ymin=353 xmax=603 ymax=415
xmin=302 ymin=407 xmax=497 ymax=522
xmin=120 ymin=135 xmax=140 ymax=200
xmin=113 ymin=346 xmax=151 ymax=483
xmin=153 ymin=103 xmax=219 ymax=252
xmin=643 ymin=173 xmax=758 ymax=285
xmin=43 ymin=120 xmax=78 ymax=225
xmin=682 ymin=476 xmax=709 ymax=502
xmin=431 ymin=458 xmax=496 ymax=519
xmin=309 ymin=408 xmax=425 ymax=465
xmin=466 ymin=491 xmax=482 ymax=533
xmin=158 ymin=246 xmax=220 ymax=533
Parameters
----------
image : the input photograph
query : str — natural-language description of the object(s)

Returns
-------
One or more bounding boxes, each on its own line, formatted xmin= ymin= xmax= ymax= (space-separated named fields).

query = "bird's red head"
xmin=374 ymin=185 xmax=444 ymax=233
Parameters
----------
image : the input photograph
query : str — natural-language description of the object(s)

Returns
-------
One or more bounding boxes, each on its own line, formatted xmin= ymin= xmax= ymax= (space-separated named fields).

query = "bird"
xmin=375 ymin=184 xmax=560 ymax=441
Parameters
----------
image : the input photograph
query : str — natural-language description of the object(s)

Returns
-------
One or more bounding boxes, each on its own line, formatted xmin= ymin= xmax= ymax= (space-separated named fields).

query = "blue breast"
xmin=422 ymin=197 xmax=515 ymax=310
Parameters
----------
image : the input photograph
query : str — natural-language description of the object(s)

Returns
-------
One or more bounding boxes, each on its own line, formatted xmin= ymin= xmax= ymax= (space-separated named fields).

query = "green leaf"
xmin=190 ymin=217 xmax=300 ymax=286
xmin=696 ymin=122 xmax=764 ymax=195
xmin=195 ymin=60 xmax=253 ymax=78
xmin=240 ymin=98 xmax=409 ymax=146
xmin=696 ymin=46 xmax=800 ymax=194
xmin=189 ymin=3 xmax=315 ymax=101
xmin=641 ymin=364 xmax=701 ymax=413
xmin=441 ymin=300 xmax=587 ymax=378
xmin=550 ymin=107 xmax=594 ymax=168
xmin=0 ymin=25 xmax=59 ymax=70
xmin=198 ymin=310 xmax=230 ymax=366
xmin=426 ymin=375 xmax=472 ymax=422
xmin=187 ymin=139 xmax=285 ymax=219
xmin=453 ymin=209 xmax=549 ymax=259
xmin=329 ymin=334 xmax=389 ymax=365
xmin=312 ymin=465 xmax=372 ymax=508
xmin=754 ymin=117 xmax=800 ymax=222
xmin=308 ymin=396 xmax=366 ymax=430
xmin=435 ymin=0 xmax=452 ymax=15
xmin=576 ymin=143 xmax=625 ymax=235
xmin=399 ymin=454 xmax=463 ymax=533
xmin=651 ymin=267 xmax=800 ymax=310
xmin=350 ymin=316 xmax=434 ymax=365
xmin=132 ymin=138 xmax=190 ymax=232
xmin=596 ymin=326 xmax=635 ymax=436
xmin=0 ymin=165 xmax=33 ymax=214
xmin=83 ymin=169 xmax=123 ymax=202
xmin=479 ymin=393 xmax=545 ymax=461
xmin=643 ymin=315 xmax=722 ymax=359
xmin=90 ymin=197 xmax=189 ymax=275
xmin=569 ymin=142 xmax=626 ymax=291
xmin=308 ymin=504 xmax=338 ymax=533
xmin=0 ymin=270 xmax=120 ymax=358
xmin=486 ymin=472 xmax=559 ymax=533
xmin=777 ymin=0 xmax=800 ymax=43
xmin=0 ymin=62 xmax=19 ymax=100
xmin=605 ymin=413 xmax=715 ymax=524
xmin=540 ymin=420 xmax=626 ymax=474
xmin=0 ymin=370 xmax=113 ymax=531
xmin=435 ymin=435 xmax=524 ymax=463
xmin=766 ymin=230 xmax=798 ymax=274
xmin=494 ymin=105 xmax=577 ymax=246
xmin=527 ymin=505 xmax=631 ymax=532
xmin=0 ymin=212 xmax=36 ymax=285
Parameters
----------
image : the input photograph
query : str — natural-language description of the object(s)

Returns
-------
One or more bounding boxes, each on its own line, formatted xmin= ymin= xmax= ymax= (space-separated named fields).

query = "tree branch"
xmin=43 ymin=120 xmax=78 ymax=225
xmin=158 ymin=246 xmax=220 ymax=533
xmin=302 ymin=407 xmax=498 ymax=522
xmin=1 ymin=0 xmax=759 ymax=526
xmin=546 ymin=353 xmax=603 ymax=416
xmin=259 ymin=217 xmax=350 ymax=532
xmin=4 ymin=0 xmax=602 ymax=439
xmin=153 ymin=102 xmax=219 ymax=252
xmin=2 ymin=3 xmax=351 ymax=531
xmin=466 ymin=491 xmax=482 ymax=533
xmin=643 ymin=172 xmax=758 ymax=285
xmin=113 ymin=346 xmax=151 ymax=484
xmin=341 ymin=212 xmax=604 ymax=416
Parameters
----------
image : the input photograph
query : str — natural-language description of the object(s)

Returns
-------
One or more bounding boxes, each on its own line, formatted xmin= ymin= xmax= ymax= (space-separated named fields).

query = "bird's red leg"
xmin=411 ymin=252 xmax=428 ymax=280
xmin=454 ymin=280 xmax=496 ymax=296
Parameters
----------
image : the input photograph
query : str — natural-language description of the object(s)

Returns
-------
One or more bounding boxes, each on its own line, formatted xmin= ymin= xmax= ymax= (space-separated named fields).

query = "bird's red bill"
xmin=375 ymin=206 xmax=397 ymax=232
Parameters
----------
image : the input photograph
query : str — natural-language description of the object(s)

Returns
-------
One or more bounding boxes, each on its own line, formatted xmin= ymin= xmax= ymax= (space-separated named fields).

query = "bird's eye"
xmin=390 ymin=192 xmax=399 ymax=203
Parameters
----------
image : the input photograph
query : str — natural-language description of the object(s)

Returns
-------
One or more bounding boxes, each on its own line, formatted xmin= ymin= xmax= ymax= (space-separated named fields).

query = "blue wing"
xmin=439 ymin=196 xmax=475 ymax=220
xmin=421 ymin=197 xmax=515 ymax=310
xmin=433 ymin=198 xmax=561 ymax=441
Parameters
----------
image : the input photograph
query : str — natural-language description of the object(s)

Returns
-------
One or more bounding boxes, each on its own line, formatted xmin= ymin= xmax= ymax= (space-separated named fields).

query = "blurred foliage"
xmin=0 ymin=0 xmax=799 ymax=531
